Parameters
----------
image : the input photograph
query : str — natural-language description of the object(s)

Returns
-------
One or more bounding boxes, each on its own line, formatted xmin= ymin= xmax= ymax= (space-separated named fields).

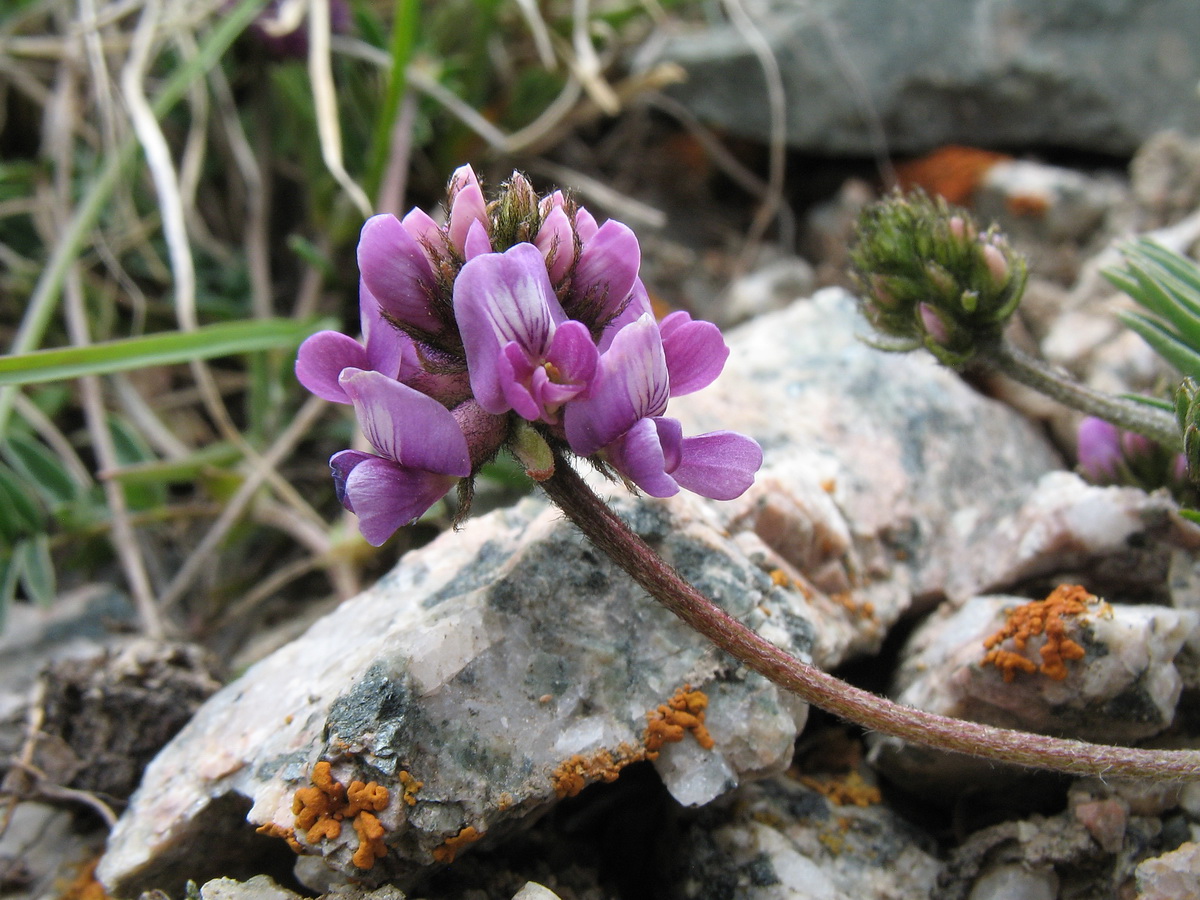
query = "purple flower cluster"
xmin=297 ymin=167 xmax=762 ymax=545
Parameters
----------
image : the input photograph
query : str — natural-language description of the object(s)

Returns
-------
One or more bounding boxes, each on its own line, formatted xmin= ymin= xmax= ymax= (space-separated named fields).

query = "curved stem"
xmin=540 ymin=453 xmax=1200 ymax=781
xmin=987 ymin=339 xmax=1182 ymax=450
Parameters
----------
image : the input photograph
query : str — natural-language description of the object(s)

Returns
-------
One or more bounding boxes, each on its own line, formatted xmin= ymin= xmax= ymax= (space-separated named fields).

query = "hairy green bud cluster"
xmin=850 ymin=190 xmax=1028 ymax=368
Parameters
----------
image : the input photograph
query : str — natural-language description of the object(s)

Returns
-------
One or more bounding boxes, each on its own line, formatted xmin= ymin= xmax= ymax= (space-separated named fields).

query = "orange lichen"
xmin=57 ymin=857 xmax=109 ymax=900
xmin=1005 ymin=193 xmax=1050 ymax=218
xmin=798 ymin=771 xmax=882 ymax=807
xmin=398 ymin=770 xmax=423 ymax=807
xmin=432 ymin=825 xmax=484 ymax=864
xmin=256 ymin=821 xmax=303 ymax=853
xmin=894 ymin=145 xmax=1012 ymax=206
xmin=770 ymin=568 xmax=791 ymax=588
xmin=352 ymin=812 xmax=388 ymax=869
xmin=832 ymin=592 xmax=876 ymax=621
xmin=347 ymin=779 xmax=389 ymax=815
xmin=644 ymin=685 xmax=715 ymax=754
xmin=551 ymin=743 xmax=645 ymax=798
xmin=274 ymin=760 xmax=391 ymax=869
xmin=981 ymin=584 xmax=1096 ymax=682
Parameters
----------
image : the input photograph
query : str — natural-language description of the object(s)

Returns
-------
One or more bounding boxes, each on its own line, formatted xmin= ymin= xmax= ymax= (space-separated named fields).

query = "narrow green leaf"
xmin=1119 ymin=393 xmax=1175 ymax=412
xmin=107 ymin=442 xmax=243 ymax=486
xmin=0 ymin=552 xmax=18 ymax=631
xmin=3 ymin=434 xmax=84 ymax=506
xmin=1135 ymin=240 xmax=1200 ymax=294
xmin=1125 ymin=264 xmax=1200 ymax=349
xmin=0 ymin=466 xmax=45 ymax=539
xmin=107 ymin=415 xmax=166 ymax=511
xmin=1180 ymin=508 xmax=1200 ymax=525
xmin=364 ymin=0 xmax=420 ymax=200
xmin=1120 ymin=312 xmax=1200 ymax=379
xmin=16 ymin=534 xmax=55 ymax=608
xmin=0 ymin=317 xmax=331 ymax=387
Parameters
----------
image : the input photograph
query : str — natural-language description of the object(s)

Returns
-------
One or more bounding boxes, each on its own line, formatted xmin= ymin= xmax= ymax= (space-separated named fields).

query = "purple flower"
xmin=357 ymin=213 xmax=441 ymax=334
xmin=298 ymin=167 xmax=765 ymax=545
xmin=564 ymin=314 xmax=761 ymax=499
xmin=658 ymin=310 xmax=729 ymax=396
xmin=295 ymin=282 xmax=419 ymax=403
xmin=447 ymin=164 xmax=489 ymax=257
xmin=1076 ymin=417 xmax=1123 ymax=482
xmin=454 ymin=243 xmax=598 ymax=423
xmin=570 ymin=220 xmax=641 ymax=323
xmin=332 ymin=368 xmax=471 ymax=545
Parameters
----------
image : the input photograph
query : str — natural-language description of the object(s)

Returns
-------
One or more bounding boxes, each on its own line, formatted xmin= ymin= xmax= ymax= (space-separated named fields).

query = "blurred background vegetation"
xmin=0 ymin=0 xmax=750 ymax=648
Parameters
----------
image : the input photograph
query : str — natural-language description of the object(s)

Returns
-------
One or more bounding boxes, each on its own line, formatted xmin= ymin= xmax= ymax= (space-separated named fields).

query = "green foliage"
xmin=0 ymin=319 xmax=330 ymax=387
xmin=1105 ymin=239 xmax=1200 ymax=381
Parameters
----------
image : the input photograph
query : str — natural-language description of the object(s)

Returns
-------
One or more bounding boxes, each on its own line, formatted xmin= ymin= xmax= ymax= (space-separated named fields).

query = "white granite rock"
xmin=940 ymin=472 xmax=1200 ymax=606
xmin=870 ymin=590 xmax=1198 ymax=792
xmin=1135 ymin=841 xmax=1200 ymax=900
xmin=669 ymin=774 xmax=941 ymax=900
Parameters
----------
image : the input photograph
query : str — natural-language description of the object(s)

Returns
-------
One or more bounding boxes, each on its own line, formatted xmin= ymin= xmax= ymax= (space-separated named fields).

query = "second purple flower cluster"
xmin=297 ymin=167 xmax=763 ymax=545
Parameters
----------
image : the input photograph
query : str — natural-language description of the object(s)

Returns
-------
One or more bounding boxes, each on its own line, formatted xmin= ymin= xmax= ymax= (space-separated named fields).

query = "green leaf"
xmin=1135 ymin=240 xmax=1200 ymax=293
xmin=107 ymin=442 xmax=243 ymax=486
xmin=0 ymin=317 xmax=332 ymax=387
xmin=16 ymin=534 xmax=55 ymax=608
xmin=0 ymin=466 xmax=45 ymax=540
xmin=1180 ymin=508 xmax=1200 ymax=525
xmin=3 ymin=434 xmax=84 ymax=506
xmin=0 ymin=552 xmax=18 ymax=631
xmin=1119 ymin=312 xmax=1200 ymax=379
xmin=107 ymin=416 xmax=166 ymax=511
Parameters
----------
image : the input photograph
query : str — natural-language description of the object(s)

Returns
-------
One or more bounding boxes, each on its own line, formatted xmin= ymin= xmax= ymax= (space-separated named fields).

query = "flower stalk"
xmin=985 ymin=339 xmax=1182 ymax=451
xmin=540 ymin=449 xmax=1200 ymax=781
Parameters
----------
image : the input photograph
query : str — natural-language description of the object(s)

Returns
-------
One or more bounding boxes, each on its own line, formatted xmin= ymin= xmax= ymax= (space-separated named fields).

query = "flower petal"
xmin=357 ymin=214 xmax=440 ymax=333
xmin=343 ymin=455 xmax=456 ymax=545
xmin=544 ymin=319 xmax=599 ymax=390
xmin=401 ymin=207 xmax=442 ymax=257
xmin=575 ymin=207 xmax=598 ymax=242
xmin=338 ymin=368 xmax=471 ymax=476
xmin=598 ymin=278 xmax=653 ymax=352
xmin=608 ymin=417 xmax=680 ymax=498
xmin=295 ymin=331 xmax=369 ymax=403
xmin=564 ymin=313 xmax=669 ymax=456
xmin=463 ymin=218 xmax=493 ymax=260
xmin=454 ymin=243 xmax=564 ymax=414
xmin=573 ymin=219 xmax=640 ymax=322
xmin=669 ymin=431 xmax=763 ymax=501
xmin=535 ymin=206 xmax=576 ymax=283
xmin=330 ymin=449 xmax=374 ymax=510
xmin=447 ymin=164 xmax=488 ymax=255
xmin=498 ymin=341 xmax=541 ymax=421
xmin=360 ymin=282 xmax=419 ymax=381
xmin=1077 ymin=416 xmax=1122 ymax=482
xmin=659 ymin=311 xmax=729 ymax=396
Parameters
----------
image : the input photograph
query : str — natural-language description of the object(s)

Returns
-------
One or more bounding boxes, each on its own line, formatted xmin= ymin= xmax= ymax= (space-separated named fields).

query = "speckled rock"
xmin=938 ymin=472 xmax=1200 ymax=606
xmin=870 ymin=589 xmax=1197 ymax=792
xmin=1135 ymin=841 xmax=1200 ymax=900
xmin=99 ymin=289 xmax=1064 ymax=894
xmin=195 ymin=875 xmax=564 ymax=900
xmin=637 ymin=0 xmax=1200 ymax=155
xmin=668 ymin=773 xmax=941 ymax=900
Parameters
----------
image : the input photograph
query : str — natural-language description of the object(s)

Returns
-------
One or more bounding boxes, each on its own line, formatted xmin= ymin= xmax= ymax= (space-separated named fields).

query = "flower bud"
xmin=850 ymin=190 xmax=1028 ymax=368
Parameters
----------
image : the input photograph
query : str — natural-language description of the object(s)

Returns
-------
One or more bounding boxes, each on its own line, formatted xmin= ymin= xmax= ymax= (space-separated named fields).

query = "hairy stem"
xmin=541 ymin=453 xmax=1200 ymax=781
xmin=987 ymin=339 xmax=1182 ymax=450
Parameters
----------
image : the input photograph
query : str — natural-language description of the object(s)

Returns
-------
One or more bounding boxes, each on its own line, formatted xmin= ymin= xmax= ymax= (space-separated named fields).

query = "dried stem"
xmin=540 ymin=452 xmax=1200 ymax=781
